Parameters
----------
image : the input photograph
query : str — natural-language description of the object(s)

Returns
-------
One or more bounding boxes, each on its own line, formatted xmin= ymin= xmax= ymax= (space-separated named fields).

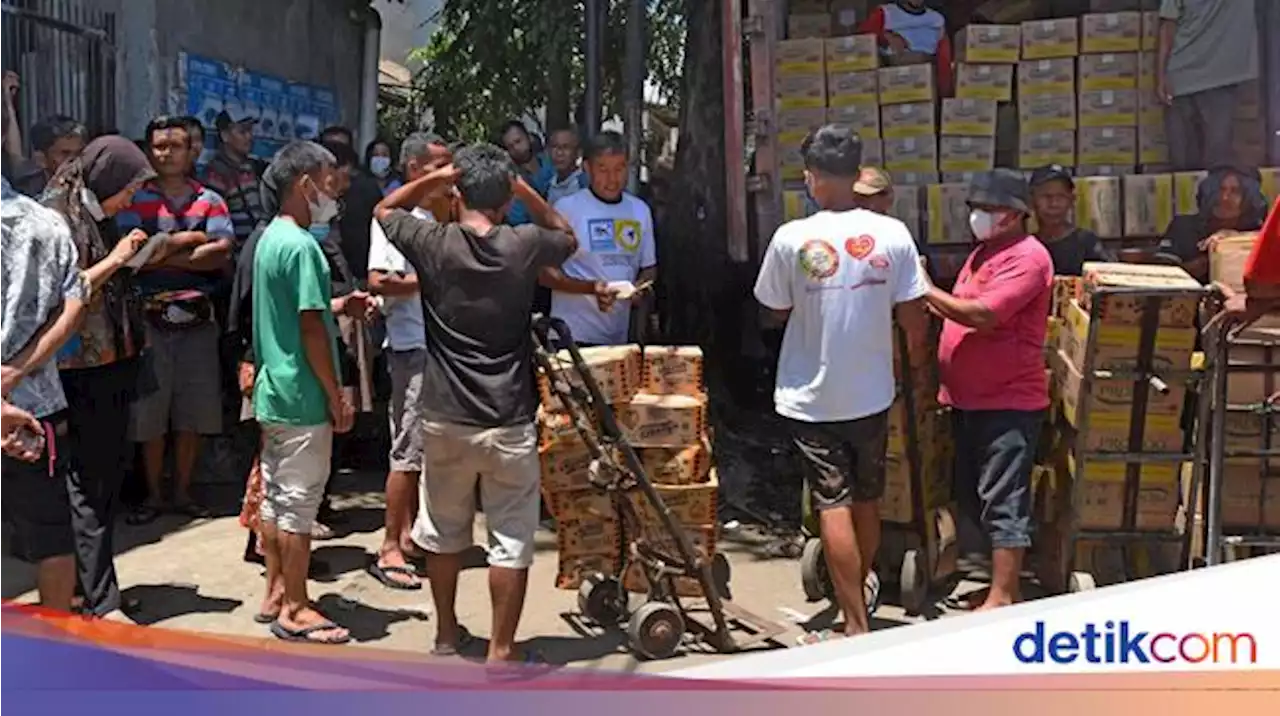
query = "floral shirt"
xmin=1 ymin=178 xmax=88 ymax=417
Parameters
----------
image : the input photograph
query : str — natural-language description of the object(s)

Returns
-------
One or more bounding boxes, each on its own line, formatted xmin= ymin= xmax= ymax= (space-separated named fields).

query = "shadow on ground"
xmin=313 ymin=593 xmax=429 ymax=643
xmin=119 ymin=583 xmax=243 ymax=626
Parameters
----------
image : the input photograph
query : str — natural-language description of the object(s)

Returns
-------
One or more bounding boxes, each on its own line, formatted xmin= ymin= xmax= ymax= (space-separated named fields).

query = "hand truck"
xmin=531 ymin=315 xmax=786 ymax=660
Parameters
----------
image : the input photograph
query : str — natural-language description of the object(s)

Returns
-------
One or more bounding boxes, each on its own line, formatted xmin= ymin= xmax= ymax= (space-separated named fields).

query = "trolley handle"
xmin=1092 ymin=370 xmax=1172 ymax=395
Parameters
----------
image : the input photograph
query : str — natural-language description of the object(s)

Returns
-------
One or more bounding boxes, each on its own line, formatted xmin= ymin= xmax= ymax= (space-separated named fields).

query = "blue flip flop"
xmin=269 ymin=619 xmax=350 ymax=645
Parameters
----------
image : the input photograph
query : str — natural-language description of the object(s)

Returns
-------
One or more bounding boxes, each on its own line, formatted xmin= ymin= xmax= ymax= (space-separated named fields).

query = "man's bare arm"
xmin=894 ymin=297 xmax=931 ymax=368
xmin=368 ymin=269 xmax=420 ymax=298
xmin=375 ymin=165 xmax=460 ymax=222
xmin=299 ymin=311 xmax=342 ymax=406
xmin=924 ymin=286 xmax=998 ymax=330
xmin=513 ymin=178 xmax=577 ymax=252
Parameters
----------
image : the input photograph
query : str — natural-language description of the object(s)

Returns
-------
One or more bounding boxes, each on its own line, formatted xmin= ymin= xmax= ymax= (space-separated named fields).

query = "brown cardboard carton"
xmin=1078 ymin=89 xmax=1139 ymax=127
xmin=1062 ymin=298 xmax=1196 ymax=372
xmin=1138 ymin=121 xmax=1169 ymax=165
xmin=1222 ymin=412 xmax=1280 ymax=453
xmin=1174 ymin=171 xmax=1208 ymax=216
xmin=883 ymin=135 xmax=938 ymax=173
xmin=1053 ymin=277 xmax=1084 ymax=319
xmin=1019 ymin=130 xmax=1075 ymax=169
xmin=1137 ymin=51 xmax=1156 ymax=90
xmin=955 ymin=63 xmax=1013 ymax=102
xmin=775 ymin=107 xmax=827 ymax=140
xmin=1018 ymin=92 xmax=1076 ymax=133
xmin=881 ymin=454 xmax=951 ymax=525
xmin=1140 ymin=11 xmax=1158 ymax=51
xmin=782 ymin=189 xmax=810 ymax=222
xmin=826 ymin=102 xmax=881 ymax=139
xmin=888 ymin=183 xmax=923 ymax=238
xmin=779 ymin=138 xmax=806 ymax=180
xmin=556 ymin=513 xmax=621 ymax=557
xmin=621 ymin=526 xmax=719 ymax=597
xmin=641 ymin=346 xmax=705 ymax=396
xmin=1055 ymin=351 xmax=1187 ymax=450
xmin=878 ymin=64 xmax=935 ymax=105
xmin=1018 ymin=58 xmax=1076 ymax=96
xmin=955 ymin=24 xmax=1022 ymax=64
xmin=549 ymin=488 xmax=615 ymax=526
xmin=1071 ymin=455 xmax=1180 ymax=531
xmin=775 ymin=73 xmax=827 ymax=110
xmin=1073 ymin=175 xmax=1124 ymax=239
xmin=626 ymin=469 xmax=719 ymax=527
xmin=939 ymin=136 xmax=995 ymax=174
xmin=880 ymin=101 xmax=936 ymax=139
xmin=941 ymin=98 xmax=998 ymax=136
xmin=830 ymin=0 xmax=870 ymax=35
xmin=1080 ymin=12 xmax=1142 ymax=53
xmin=1078 ymin=52 xmax=1139 ymax=90
xmin=1077 ymin=165 xmax=1137 ymax=177
xmin=826 ymin=69 xmax=879 ymax=107
xmin=1077 ymin=126 xmax=1137 ymax=168
xmin=1078 ymin=264 xmax=1201 ymax=326
xmin=638 ymin=437 xmax=713 ymax=485
xmin=824 ymin=34 xmax=878 ymax=73
xmin=861 ymin=138 xmax=884 ymax=167
xmin=1208 ymin=233 xmax=1259 ymax=294
xmin=537 ymin=344 xmax=641 ymax=412
xmin=539 ymin=436 xmax=595 ymax=494
xmin=1138 ymin=86 xmax=1164 ymax=127
xmin=617 ymin=393 xmax=707 ymax=448
xmin=556 ymin=552 xmax=621 ymax=590
xmin=1219 ymin=461 xmax=1280 ymax=529
xmin=886 ymin=400 xmax=946 ymax=458
xmin=775 ymin=38 xmax=826 ymax=75
xmin=1224 ymin=327 xmax=1280 ymax=406
xmin=1021 ymin=18 xmax=1080 ymax=60
xmin=892 ymin=171 xmax=940 ymax=186
xmin=1122 ymin=173 xmax=1174 ymax=237
xmin=1261 ymin=167 xmax=1280 ymax=203
xmin=925 ymin=182 xmax=971 ymax=244
xmin=789 ymin=13 xmax=833 ymax=39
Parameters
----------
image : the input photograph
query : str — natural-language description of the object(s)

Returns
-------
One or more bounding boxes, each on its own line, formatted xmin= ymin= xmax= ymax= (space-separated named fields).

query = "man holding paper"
xmin=544 ymin=131 xmax=657 ymax=347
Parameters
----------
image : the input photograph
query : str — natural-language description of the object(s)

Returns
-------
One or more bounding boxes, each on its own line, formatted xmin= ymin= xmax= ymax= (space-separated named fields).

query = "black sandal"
xmin=367 ymin=561 xmax=422 ymax=590
xmin=125 ymin=505 xmax=162 ymax=526
xmin=430 ymin=625 xmax=476 ymax=657
xmin=269 ymin=619 xmax=350 ymax=645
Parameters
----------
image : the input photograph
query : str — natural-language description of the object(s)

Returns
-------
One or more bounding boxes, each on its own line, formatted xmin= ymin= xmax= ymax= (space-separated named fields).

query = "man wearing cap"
xmin=922 ymin=169 xmax=1052 ymax=612
xmin=1028 ymin=165 xmax=1115 ymax=276
xmin=854 ymin=167 xmax=895 ymax=216
xmin=204 ymin=110 xmax=266 ymax=255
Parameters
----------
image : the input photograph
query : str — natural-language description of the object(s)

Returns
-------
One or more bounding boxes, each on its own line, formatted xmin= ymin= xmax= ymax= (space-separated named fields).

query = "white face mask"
xmin=969 ymin=208 xmax=1008 ymax=242
xmin=369 ymin=156 xmax=391 ymax=178
xmin=307 ymin=180 xmax=340 ymax=226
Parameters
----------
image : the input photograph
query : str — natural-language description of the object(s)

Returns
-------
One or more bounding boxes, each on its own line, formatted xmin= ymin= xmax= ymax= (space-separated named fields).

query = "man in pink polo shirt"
xmin=922 ymin=169 xmax=1052 ymax=611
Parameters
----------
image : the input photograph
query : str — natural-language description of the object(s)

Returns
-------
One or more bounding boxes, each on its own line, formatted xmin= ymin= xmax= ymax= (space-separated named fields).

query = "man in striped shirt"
xmin=203 ymin=109 xmax=265 ymax=255
xmin=116 ymin=116 xmax=235 ymax=524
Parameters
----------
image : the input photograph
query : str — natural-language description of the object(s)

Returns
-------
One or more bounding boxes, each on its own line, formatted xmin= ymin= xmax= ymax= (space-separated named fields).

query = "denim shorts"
xmin=951 ymin=409 xmax=1044 ymax=550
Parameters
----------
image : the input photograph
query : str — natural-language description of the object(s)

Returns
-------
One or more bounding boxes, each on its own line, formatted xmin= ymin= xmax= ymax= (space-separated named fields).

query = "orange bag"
xmin=1244 ymin=197 xmax=1280 ymax=293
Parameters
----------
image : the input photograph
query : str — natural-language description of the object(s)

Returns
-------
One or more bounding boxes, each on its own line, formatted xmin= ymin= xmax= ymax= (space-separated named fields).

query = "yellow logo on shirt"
xmin=615 ymin=219 xmax=642 ymax=253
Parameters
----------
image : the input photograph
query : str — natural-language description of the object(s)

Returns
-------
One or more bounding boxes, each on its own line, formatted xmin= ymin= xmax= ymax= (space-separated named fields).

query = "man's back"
xmin=1162 ymin=0 xmax=1257 ymax=97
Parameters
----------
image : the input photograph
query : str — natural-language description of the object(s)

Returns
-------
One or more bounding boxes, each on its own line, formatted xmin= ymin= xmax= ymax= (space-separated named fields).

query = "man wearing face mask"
xmin=923 ymin=169 xmax=1052 ymax=612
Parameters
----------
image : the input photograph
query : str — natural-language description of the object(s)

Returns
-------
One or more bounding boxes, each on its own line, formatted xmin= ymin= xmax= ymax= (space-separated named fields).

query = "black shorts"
xmin=951 ymin=409 xmax=1043 ymax=550
xmin=1 ymin=419 xmax=73 ymax=563
xmin=790 ymin=410 xmax=890 ymax=509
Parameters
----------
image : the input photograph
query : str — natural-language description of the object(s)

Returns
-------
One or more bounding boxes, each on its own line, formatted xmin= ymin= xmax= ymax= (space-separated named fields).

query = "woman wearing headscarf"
xmin=365 ymin=138 xmax=401 ymax=196
xmin=1157 ymin=166 xmax=1269 ymax=284
xmin=41 ymin=135 xmax=156 ymax=616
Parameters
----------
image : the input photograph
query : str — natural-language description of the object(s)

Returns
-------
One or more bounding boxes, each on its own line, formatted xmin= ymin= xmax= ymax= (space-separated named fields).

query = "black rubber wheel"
xmin=627 ymin=601 xmax=685 ymax=660
xmin=800 ymin=538 xmax=833 ymax=602
xmin=711 ymin=552 xmax=731 ymax=598
xmin=899 ymin=548 xmax=928 ymax=614
xmin=1067 ymin=571 xmax=1097 ymax=593
xmin=577 ymin=573 xmax=625 ymax=626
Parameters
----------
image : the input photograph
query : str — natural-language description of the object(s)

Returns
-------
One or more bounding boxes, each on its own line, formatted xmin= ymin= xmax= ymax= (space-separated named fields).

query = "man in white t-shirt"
xmin=364 ymin=132 xmax=452 ymax=590
xmin=543 ymin=131 xmax=656 ymax=347
xmin=754 ymin=125 xmax=931 ymax=640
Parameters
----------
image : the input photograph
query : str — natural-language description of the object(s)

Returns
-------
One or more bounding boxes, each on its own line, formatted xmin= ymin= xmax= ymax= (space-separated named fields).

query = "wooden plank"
xmin=722 ymin=0 xmax=749 ymax=263
xmin=747 ymin=0 xmax=782 ymax=263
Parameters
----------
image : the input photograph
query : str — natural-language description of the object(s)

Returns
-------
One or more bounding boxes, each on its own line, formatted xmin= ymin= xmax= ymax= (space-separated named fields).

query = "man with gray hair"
xmin=252 ymin=140 xmax=355 ymax=645
xmin=364 ymin=132 xmax=453 ymax=590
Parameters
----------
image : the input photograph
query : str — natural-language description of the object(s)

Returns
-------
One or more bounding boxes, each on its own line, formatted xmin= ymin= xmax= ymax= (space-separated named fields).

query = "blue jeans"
xmin=951 ymin=409 xmax=1043 ymax=550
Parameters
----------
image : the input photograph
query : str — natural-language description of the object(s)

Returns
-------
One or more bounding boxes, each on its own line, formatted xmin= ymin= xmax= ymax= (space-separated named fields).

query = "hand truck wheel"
xmin=627 ymin=601 xmax=685 ymax=660
xmin=899 ymin=548 xmax=929 ymax=614
xmin=800 ymin=537 xmax=833 ymax=602
xmin=1067 ymin=571 xmax=1097 ymax=593
xmin=577 ymin=573 xmax=626 ymax=626
xmin=711 ymin=552 xmax=732 ymax=598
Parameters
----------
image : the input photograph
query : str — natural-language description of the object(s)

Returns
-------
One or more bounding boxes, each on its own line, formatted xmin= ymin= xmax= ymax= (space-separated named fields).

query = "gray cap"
xmin=967 ymin=168 xmax=1030 ymax=214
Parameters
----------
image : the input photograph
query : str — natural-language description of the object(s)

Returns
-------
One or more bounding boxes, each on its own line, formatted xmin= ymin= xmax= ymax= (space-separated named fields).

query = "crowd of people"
xmin=1 ymin=65 xmax=656 ymax=662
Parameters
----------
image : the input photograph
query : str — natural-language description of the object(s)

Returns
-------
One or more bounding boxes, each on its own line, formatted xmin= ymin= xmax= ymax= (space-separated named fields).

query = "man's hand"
xmin=1 ymin=401 xmax=43 ymax=463
xmin=341 ymin=290 xmax=374 ymax=321
xmin=885 ymin=32 xmax=909 ymax=54
xmin=1155 ymin=75 xmax=1173 ymax=107
xmin=0 ymin=364 xmax=22 ymax=398
xmin=329 ymin=392 xmax=355 ymax=434
xmin=3 ymin=71 xmax=18 ymax=100
xmin=593 ymin=281 xmax=620 ymax=313
xmin=108 ymin=229 xmax=149 ymax=267
xmin=1197 ymin=230 xmax=1247 ymax=255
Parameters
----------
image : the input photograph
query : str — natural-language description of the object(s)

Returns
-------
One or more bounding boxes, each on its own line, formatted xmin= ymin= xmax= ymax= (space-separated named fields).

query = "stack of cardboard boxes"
xmin=883 ymin=323 xmax=951 ymax=525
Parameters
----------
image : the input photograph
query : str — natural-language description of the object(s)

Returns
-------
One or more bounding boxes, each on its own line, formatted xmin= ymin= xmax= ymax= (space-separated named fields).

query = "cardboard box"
xmin=626 ymin=470 xmax=719 ymax=527
xmin=775 ymin=38 xmax=826 ymax=75
xmin=789 ymin=12 xmax=833 ymax=39
xmin=1122 ymin=173 xmax=1174 ymax=237
xmin=550 ymin=488 xmax=615 ymax=526
xmin=941 ymin=98 xmax=997 ymax=136
xmin=1208 ymin=233 xmax=1259 ymax=294
xmin=955 ymin=63 xmax=1013 ymax=101
xmin=638 ymin=437 xmax=713 ymax=486
xmin=1261 ymin=167 xmax=1280 ymax=203
xmin=779 ymin=139 xmax=805 ymax=180
xmin=618 ymin=393 xmax=707 ymax=448
xmin=955 ymin=24 xmax=1021 ymax=64
xmin=1080 ymin=12 xmax=1143 ymax=53
xmin=1219 ymin=461 xmax=1280 ymax=529
xmin=1140 ymin=10 xmax=1159 ymax=50
xmin=1019 ymin=130 xmax=1076 ymax=168
xmin=1079 ymin=263 xmax=1201 ymax=327
xmin=1062 ymin=298 xmax=1196 ymax=373
xmin=621 ymin=524 xmax=719 ymax=597
xmin=556 ymin=512 xmax=621 ymax=557
xmin=1021 ymin=18 xmax=1080 ymax=60
xmin=826 ymin=102 xmax=880 ymax=139
xmin=1222 ymin=411 xmax=1280 ymax=453
xmin=556 ymin=552 xmax=620 ymax=590
xmin=782 ymin=188 xmax=811 ymax=222
xmin=1077 ymin=126 xmax=1137 ymax=167
xmin=1138 ymin=87 xmax=1164 ymax=127
xmin=880 ymin=101 xmax=936 ymax=139
xmin=888 ymin=183 xmax=923 ymax=238
xmin=861 ymin=138 xmax=884 ymax=167
xmin=883 ymin=135 xmax=938 ymax=174
xmin=1070 ymin=455 xmax=1180 ymax=531
xmin=926 ymin=182 xmax=971 ymax=244
xmin=1074 ymin=175 xmax=1124 ymax=239
xmin=881 ymin=455 xmax=951 ymax=525
xmin=1225 ymin=327 xmax=1280 ymax=406
xmin=830 ymin=0 xmax=870 ymax=35
xmin=886 ymin=400 xmax=947 ymax=458
xmin=1018 ymin=92 xmax=1076 ymax=133
xmin=1078 ymin=89 xmax=1139 ymax=127
xmin=939 ymin=136 xmax=995 ymax=174
xmin=538 ymin=344 xmax=641 ymax=412
xmin=1055 ymin=351 xmax=1186 ymax=443
xmin=775 ymin=73 xmax=827 ymax=110
xmin=878 ymin=64 xmax=935 ymax=105
xmin=826 ymin=69 xmax=880 ymax=106
xmin=539 ymin=436 xmax=595 ymax=494
xmin=1078 ymin=52 xmax=1139 ymax=90
xmin=775 ymin=107 xmax=827 ymax=141
xmin=641 ymin=346 xmax=705 ymax=396
xmin=1077 ymin=165 xmax=1136 ymax=177
xmin=1138 ymin=121 xmax=1169 ymax=165
xmin=1137 ymin=51 xmax=1156 ymax=89
xmin=824 ymin=34 xmax=878 ymax=73
xmin=1018 ymin=58 xmax=1076 ymax=96
xmin=1174 ymin=171 xmax=1208 ymax=216
xmin=893 ymin=171 xmax=940 ymax=186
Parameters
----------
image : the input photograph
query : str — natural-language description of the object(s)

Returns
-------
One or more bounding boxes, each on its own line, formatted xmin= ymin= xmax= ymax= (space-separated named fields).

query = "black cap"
xmin=1028 ymin=164 xmax=1075 ymax=190
xmin=967 ymin=168 xmax=1030 ymax=214
xmin=214 ymin=109 xmax=258 ymax=132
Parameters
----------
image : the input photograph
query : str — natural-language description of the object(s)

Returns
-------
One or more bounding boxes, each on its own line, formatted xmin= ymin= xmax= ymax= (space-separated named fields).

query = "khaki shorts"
xmin=387 ymin=349 xmax=426 ymax=473
xmin=129 ymin=322 xmax=223 ymax=442
xmin=258 ymin=423 xmax=333 ymax=535
xmin=410 ymin=420 xmax=540 ymax=569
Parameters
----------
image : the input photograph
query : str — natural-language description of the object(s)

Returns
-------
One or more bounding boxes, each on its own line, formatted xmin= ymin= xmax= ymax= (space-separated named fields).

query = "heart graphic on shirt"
xmin=845 ymin=235 xmax=876 ymax=260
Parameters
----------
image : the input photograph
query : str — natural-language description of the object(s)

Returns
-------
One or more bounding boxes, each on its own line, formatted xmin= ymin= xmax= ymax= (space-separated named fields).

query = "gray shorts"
xmin=129 ymin=321 xmax=223 ymax=442
xmin=387 ymin=348 xmax=426 ymax=473
xmin=410 ymin=420 xmax=540 ymax=569
xmin=259 ymin=423 xmax=334 ymax=535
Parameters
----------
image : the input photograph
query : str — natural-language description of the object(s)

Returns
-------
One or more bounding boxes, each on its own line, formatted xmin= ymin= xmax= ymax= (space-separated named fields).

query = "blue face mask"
xmin=309 ymin=223 xmax=331 ymax=242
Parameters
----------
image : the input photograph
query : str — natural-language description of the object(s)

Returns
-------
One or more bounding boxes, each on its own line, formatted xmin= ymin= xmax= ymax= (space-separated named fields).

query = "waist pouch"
xmin=144 ymin=290 xmax=213 ymax=330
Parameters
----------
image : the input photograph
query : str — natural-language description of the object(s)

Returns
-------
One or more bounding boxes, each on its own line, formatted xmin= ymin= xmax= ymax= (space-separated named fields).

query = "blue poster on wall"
xmin=183 ymin=53 xmax=340 ymax=162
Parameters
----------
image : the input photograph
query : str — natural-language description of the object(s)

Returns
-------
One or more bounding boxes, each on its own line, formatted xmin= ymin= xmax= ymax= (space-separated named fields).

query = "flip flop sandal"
xmin=174 ymin=501 xmax=211 ymax=519
xmin=311 ymin=522 xmax=335 ymax=540
xmin=430 ymin=626 xmax=475 ymax=657
xmin=125 ymin=505 xmax=162 ymax=526
xmin=367 ymin=562 xmax=422 ymax=590
xmin=254 ymin=611 xmax=279 ymax=624
xmin=943 ymin=588 xmax=988 ymax=612
xmin=864 ymin=572 xmax=882 ymax=617
xmin=269 ymin=620 xmax=351 ymax=645
xmin=485 ymin=649 xmax=553 ymax=682
xmin=796 ymin=629 xmax=843 ymax=646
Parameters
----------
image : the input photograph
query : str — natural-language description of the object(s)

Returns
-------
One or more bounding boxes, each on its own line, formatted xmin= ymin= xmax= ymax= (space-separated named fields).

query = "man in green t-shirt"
xmin=251 ymin=140 xmax=355 ymax=645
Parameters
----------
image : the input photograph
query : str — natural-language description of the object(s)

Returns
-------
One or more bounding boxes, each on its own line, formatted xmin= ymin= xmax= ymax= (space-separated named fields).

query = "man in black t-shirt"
xmin=373 ymin=144 xmax=576 ymax=665
xmin=1028 ymin=165 xmax=1115 ymax=276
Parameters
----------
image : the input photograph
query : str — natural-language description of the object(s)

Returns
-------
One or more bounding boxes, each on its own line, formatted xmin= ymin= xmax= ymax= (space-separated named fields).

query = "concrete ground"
xmin=2 ymin=469 xmax=1004 ymax=673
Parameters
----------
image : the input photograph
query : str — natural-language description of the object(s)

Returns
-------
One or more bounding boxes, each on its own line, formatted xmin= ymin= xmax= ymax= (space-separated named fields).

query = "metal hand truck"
xmin=1062 ymin=283 xmax=1212 ymax=592
xmin=531 ymin=316 xmax=786 ymax=660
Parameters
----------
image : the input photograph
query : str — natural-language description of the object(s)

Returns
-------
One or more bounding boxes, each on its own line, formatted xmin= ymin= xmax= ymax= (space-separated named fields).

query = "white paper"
xmin=607 ymin=280 xmax=638 ymax=300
